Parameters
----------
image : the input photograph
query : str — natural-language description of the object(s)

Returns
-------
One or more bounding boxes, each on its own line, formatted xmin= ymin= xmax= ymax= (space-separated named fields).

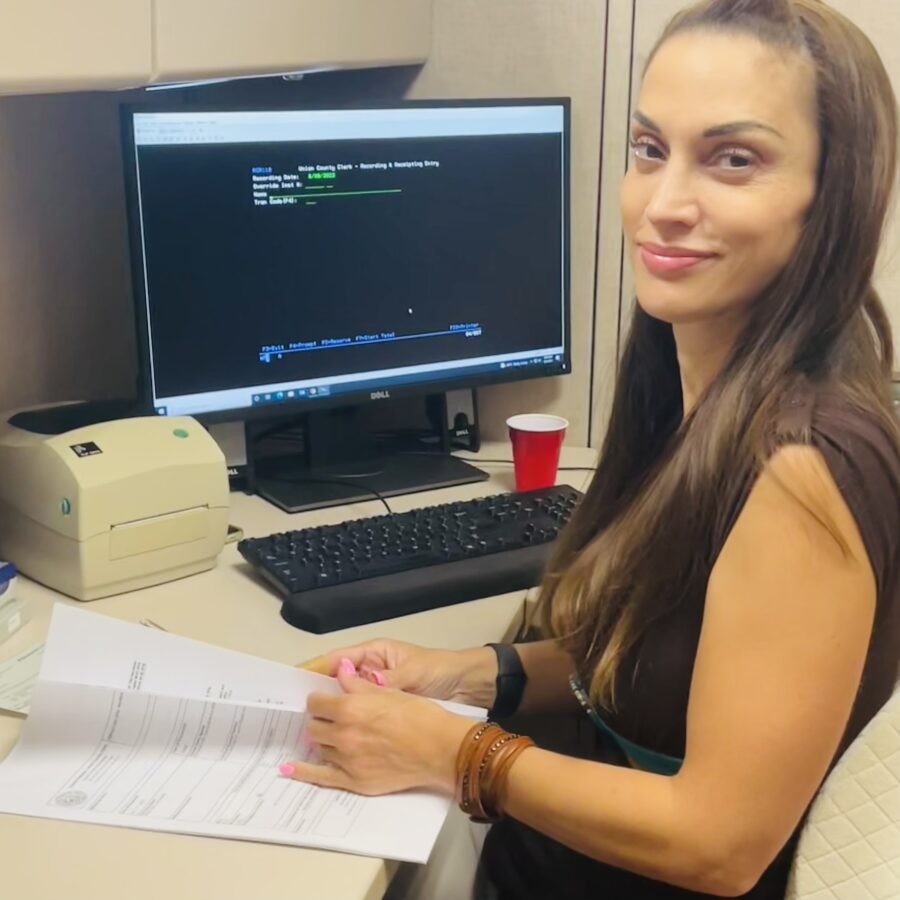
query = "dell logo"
xmin=370 ymin=390 xmax=391 ymax=400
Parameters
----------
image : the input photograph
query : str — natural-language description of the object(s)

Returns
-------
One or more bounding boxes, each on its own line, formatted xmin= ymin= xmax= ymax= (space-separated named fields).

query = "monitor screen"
xmin=122 ymin=100 xmax=570 ymax=421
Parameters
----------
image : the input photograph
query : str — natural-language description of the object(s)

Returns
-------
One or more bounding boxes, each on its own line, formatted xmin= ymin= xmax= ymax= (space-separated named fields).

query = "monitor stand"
xmin=245 ymin=396 xmax=489 ymax=514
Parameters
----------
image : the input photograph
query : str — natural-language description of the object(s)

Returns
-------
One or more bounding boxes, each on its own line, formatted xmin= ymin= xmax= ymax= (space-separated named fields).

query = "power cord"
xmin=266 ymin=464 xmax=595 ymax=517
xmin=267 ymin=475 xmax=394 ymax=515
xmin=467 ymin=458 xmax=598 ymax=474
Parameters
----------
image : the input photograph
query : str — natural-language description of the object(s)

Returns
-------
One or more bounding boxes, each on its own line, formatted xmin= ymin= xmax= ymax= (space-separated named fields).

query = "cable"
xmin=267 ymin=463 xmax=596 ymax=517
xmin=267 ymin=475 xmax=394 ymax=515
xmin=467 ymin=458 xmax=598 ymax=474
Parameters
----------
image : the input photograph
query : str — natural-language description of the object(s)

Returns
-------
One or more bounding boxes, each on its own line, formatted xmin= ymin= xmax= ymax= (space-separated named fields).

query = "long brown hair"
xmin=540 ymin=0 xmax=900 ymax=710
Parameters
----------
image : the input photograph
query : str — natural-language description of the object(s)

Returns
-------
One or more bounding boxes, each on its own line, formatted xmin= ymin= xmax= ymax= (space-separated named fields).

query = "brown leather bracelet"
xmin=463 ymin=727 xmax=506 ymax=820
xmin=455 ymin=723 xmax=491 ymax=781
xmin=479 ymin=738 xmax=521 ymax=805
xmin=456 ymin=723 xmax=504 ymax=818
xmin=481 ymin=736 xmax=535 ymax=818
xmin=455 ymin=721 xmax=535 ymax=822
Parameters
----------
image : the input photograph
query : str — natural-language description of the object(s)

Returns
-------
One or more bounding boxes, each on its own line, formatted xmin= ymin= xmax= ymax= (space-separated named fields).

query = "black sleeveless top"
xmin=479 ymin=388 xmax=900 ymax=900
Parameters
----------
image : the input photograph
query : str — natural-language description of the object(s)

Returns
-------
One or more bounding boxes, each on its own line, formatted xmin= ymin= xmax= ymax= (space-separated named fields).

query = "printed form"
xmin=0 ymin=605 xmax=482 ymax=862
xmin=0 ymin=642 xmax=43 ymax=714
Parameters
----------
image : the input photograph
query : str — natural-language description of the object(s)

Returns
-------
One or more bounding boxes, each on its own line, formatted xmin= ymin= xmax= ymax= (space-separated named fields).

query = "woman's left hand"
xmin=281 ymin=661 xmax=473 ymax=796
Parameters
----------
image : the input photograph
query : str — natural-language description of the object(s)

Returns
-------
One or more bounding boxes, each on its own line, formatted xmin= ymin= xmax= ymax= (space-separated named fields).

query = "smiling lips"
xmin=640 ymin=242 xmax=717 ymax=276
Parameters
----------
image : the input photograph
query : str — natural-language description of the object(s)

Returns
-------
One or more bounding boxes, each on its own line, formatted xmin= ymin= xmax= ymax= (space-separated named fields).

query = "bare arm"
xmin=490 ymin=446 xmax=876 ymax=895
xmin=429 ymin=638 xmax=583 ymax=713
xmin=303 ymin=633 xmax=581 ymax=714
xmin=514 ymin=639 xmax=583 ymax=714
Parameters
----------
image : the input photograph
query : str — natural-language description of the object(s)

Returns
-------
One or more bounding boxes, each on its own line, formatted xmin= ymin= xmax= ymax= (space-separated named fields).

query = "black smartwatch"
xmin=486 ymin=643 xmax=528 ymax=718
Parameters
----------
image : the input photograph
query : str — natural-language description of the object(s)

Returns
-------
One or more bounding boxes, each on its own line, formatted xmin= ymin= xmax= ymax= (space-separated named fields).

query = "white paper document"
xmin=0 ymin=642 xmax=43 ymax=714
xmin=0 ymin=605 xmax=483 ymax=863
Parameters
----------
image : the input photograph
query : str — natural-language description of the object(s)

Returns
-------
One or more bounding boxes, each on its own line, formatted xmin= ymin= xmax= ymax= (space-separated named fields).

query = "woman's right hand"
xmin=300 ymin=639 xmax=498 ymax=708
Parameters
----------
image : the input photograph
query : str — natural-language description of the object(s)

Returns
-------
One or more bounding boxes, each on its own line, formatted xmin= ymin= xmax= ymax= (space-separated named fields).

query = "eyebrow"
xmin=631 ymin=110 xmax=785 ymax=140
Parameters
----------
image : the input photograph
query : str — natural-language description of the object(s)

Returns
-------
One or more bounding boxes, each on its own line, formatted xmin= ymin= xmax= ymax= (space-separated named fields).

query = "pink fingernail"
xmin=279 ymin=763 xmax=295 ymax=777
xmin=339 ymin=658 xmax=357 ymax=676
xmin=370 ymin=670 xmax=387 ymax=687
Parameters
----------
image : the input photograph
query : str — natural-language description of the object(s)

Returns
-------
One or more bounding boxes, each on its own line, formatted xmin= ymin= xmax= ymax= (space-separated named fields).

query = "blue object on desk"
xmin=0 ymin=562 xmax=16 ymax=596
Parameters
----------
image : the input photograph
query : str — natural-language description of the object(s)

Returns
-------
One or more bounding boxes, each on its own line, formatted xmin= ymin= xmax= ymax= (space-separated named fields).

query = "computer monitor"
xmin=121 ymin=98 xmax=571 ymax=510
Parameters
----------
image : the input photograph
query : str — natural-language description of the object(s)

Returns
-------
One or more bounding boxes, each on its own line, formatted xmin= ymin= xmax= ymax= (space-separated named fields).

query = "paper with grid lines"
xmin=0 ymin=604 xmax=482 ymax=863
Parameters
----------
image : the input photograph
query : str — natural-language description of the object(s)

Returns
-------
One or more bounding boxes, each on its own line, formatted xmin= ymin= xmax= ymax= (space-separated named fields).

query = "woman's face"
xmin=620 ymin=30 xmax=820 ymax=328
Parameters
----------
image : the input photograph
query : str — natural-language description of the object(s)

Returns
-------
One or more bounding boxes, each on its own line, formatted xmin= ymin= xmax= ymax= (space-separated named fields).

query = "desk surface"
xmin=0 ymin=444 xmax=596 ymax=900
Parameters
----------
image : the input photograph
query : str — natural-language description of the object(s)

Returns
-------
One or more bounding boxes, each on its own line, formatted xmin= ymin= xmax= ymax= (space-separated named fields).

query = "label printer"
xmin=0 ymin=414 xmax=230 ymax=600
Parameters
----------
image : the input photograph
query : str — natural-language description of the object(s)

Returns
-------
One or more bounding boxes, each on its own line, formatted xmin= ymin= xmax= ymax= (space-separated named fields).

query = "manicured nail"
xmin=339 ymin=658 xmax=357 ymax=676
xmin=370 ymin=670 xmax=387 ymax=687
xmin=279 ymin=763 xmax=295 ymax=777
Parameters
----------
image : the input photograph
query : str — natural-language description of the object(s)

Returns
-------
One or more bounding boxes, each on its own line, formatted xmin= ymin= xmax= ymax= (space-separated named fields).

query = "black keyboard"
xmin=238 ymin=485 xmax=583 ymax=633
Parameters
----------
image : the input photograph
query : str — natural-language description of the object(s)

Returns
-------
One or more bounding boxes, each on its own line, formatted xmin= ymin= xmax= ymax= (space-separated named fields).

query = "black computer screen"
xmin=126 ymin=104 xmax=569 ymax=417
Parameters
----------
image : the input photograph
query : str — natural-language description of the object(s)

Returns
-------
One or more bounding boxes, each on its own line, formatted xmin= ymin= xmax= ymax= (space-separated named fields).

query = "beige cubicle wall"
xmin=2 ymin=2 xmax=892 ymax=453
xmin=405 ymin=0 xmax=608 ymax=445
xmin=592 ymin=0 xmax=900 ymax=446
xmin=0 ymin=90 xmax=137 ymax=410
xmin=385 ymin=0 xmax=609 ymax=447
xmin=0 ymin=1 xmax=610 ymax=449
xmin=0 ymin=0 xmax=432 ymax=94
xmin=829 ymin=0 xmax=900 ymax=350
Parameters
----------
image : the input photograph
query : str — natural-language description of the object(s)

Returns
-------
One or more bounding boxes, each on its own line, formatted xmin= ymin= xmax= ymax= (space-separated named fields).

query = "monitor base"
xmin=243 ymin=392 xmax=488 ymax=514
xmin=255 ymin=452 xmax=489 ymax=514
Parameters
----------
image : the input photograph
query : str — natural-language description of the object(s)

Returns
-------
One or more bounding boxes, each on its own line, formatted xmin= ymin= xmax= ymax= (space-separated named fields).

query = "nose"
xmin=644 ymin=161 xmax=701 ymax=232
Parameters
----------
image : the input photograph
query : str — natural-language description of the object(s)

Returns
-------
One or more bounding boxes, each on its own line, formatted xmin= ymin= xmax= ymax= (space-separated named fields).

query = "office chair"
xmin=787 ymin=683 xmax=900 ymax=899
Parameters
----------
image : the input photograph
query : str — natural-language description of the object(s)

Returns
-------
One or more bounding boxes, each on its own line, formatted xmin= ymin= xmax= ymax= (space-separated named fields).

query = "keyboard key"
xmin=239 ymin=485 xmax=584 ymax=633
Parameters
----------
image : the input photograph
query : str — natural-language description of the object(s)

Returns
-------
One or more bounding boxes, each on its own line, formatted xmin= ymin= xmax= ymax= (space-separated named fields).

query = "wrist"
xmin=454 ymin=722 xmax=535 ymax=821
xmin=451 ymin=646 xmax=500 ymax=708
xmin=426 ymin=711 xmax=475 ymax=794
xmin=486 ymin=643 xmax=528 ymax=718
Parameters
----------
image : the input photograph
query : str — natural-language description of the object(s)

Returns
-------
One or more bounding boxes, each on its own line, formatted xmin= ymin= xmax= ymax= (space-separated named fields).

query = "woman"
xmin=282 ymin=0 xmax=900 ymax=897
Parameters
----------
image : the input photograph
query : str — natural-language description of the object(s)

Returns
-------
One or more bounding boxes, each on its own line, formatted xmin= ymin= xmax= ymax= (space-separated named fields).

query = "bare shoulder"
xmin=686 ymin=444 xmax=878 ymax=884
xmin=748 ymin=443 xmax=870 ymax=568
xmin=707 ymin=441 xmax=875 ymax=614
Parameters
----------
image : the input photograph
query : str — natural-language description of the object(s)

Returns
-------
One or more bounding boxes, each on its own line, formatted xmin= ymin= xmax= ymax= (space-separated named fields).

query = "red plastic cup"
xmin=506 ymin=414 xmax=569 ymax=491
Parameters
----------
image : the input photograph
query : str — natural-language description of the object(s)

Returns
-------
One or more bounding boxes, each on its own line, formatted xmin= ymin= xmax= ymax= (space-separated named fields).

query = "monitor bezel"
xmin=120 ymin=96 xmax=572 ymax=425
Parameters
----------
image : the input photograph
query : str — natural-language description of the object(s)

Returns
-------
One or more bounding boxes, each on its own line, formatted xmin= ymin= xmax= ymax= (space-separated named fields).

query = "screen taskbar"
xmin=153 ymin=347 xmax=566 ymax=417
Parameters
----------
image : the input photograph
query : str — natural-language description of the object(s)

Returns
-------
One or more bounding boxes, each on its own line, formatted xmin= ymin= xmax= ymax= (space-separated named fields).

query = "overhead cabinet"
xmin=0 ymin=1 xmax=153 ymax=93
xmin=153 ymin=0 xmax=432 ymax=84
xmin=0 ymin=0 xmax=432 ymax=94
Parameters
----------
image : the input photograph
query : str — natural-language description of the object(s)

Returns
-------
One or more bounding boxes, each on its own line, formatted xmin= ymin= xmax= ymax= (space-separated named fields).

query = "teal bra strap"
xmin=569 ymin=675 xmax=683 ymax=777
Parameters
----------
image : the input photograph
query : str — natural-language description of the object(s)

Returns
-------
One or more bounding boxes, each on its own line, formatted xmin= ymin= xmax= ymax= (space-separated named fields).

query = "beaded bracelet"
xmin=455 ymin=721 xmax=535 ymax=822
xmin=456 ymin=723 xmax=504 ymax=819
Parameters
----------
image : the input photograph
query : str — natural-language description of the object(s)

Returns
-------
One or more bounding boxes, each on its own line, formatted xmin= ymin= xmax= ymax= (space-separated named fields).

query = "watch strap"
xmin=486 ymin=643 xmax=528 ymax=718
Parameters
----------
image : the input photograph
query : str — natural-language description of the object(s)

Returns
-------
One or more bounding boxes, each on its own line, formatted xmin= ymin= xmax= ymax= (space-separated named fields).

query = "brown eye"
xmin=630 ymin=137 xmax=666 ymax=162
xmin=714 ymin=147 xmax=757 ymax=171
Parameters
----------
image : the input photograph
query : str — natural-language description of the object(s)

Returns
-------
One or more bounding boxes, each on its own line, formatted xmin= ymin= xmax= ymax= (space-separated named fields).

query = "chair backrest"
xmin=786 ymin=685 xmax=900 ymax=899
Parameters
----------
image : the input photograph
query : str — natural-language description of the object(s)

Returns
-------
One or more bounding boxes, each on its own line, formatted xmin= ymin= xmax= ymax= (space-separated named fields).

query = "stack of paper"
xmin=0 ymin=605 xmax=481 ymax=862
xmin=0 ymin=642 xmax=43 ymax=714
